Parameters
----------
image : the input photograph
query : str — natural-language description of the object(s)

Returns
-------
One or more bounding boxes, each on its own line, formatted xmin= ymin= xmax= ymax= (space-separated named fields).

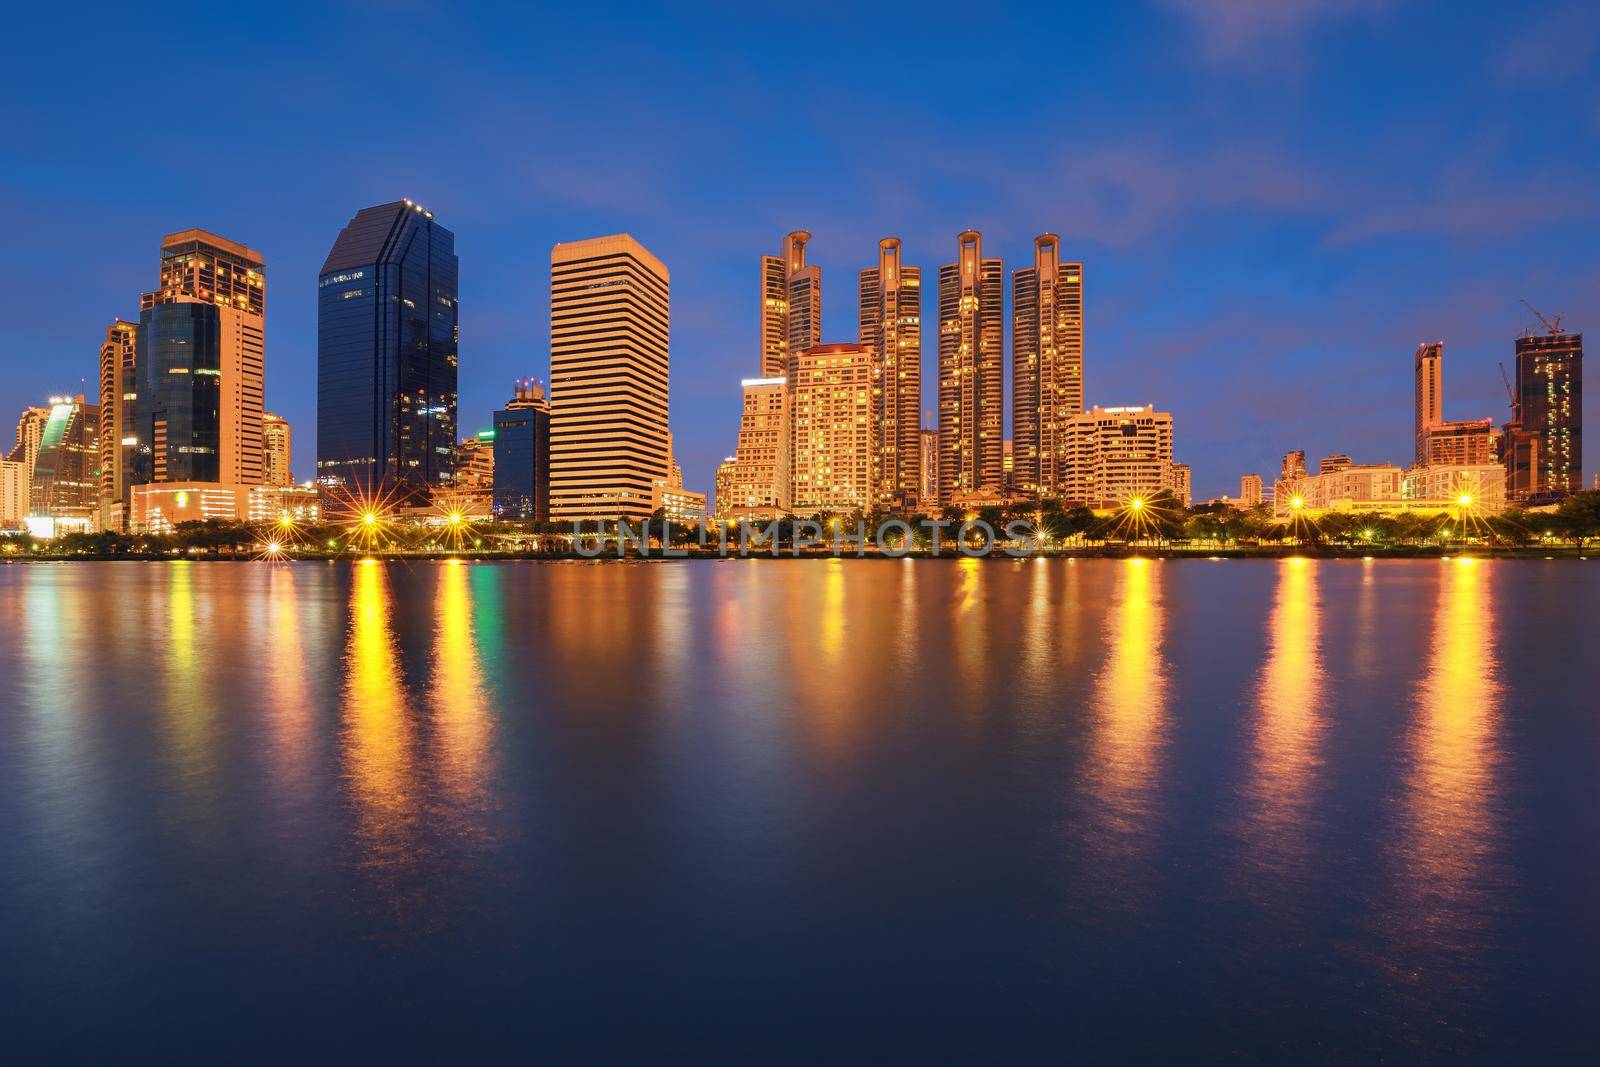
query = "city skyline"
xmin=3 ymin=3 xmax=1598 ymax=502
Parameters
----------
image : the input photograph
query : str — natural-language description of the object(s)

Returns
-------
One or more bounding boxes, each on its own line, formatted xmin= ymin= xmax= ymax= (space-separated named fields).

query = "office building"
xmin=1403 ymin=463 xmax=1507 ymax=511
xmin=1414 ymin=341 xmax=1443 ymax=467
xmin=492 ymin=379 xmax=551 ymax=521
xmin=1424 ymin=418 xmax=1497 ymax=466
xmin=136 ymin=229 xmax=266 ymax=487
xmin=760 ymin=231 xmax=820 ymax=379
xmin=98 ymin=319 xmax=139 ymax=531
xmin=1 ymin=460 xmax=28 ymax=526
xmin=262 ymin=412 xmax=292 ymax=486
xmin=1413 ymin=339 xmax=1501 ymax=470
xmin=1165 ymin=462 xmax=1192 ymax=507
xmin=651 ymin=437 xmax=706 ymax=523
xmin=858 ymin=238 xmax=922 ymax=510
xmin=129 ymin=482 xmax=320 ymax=534
xmin=714 ymin=458 xmax=737 ymax=519
xmin=1012 ymin=234 xmax=1084 ymax=499
xmin=1240 ymin=474 xmax=1263 ymax=507
xmin=1061 ymin=405 xmax=1174 ymax=509
xmin=549 ymin=234 xmax=670 ymax=522
xmin=317 ymin=200 xmax=458 ymax=502
xmin=29 ymin=395 xmax=100 ymax=523
xmin=1505 ymin=327 xmax=1583 ymax=501
xmin=719 ymin=376 xmax=790 ymax=519
xmin=791 ymin=343 xmax=875 ymax=514
xmin=9 ymin=406 xmax=49 ymax=470
xmin=1279 ymin=463 xmax=1404 ymax=515
xmin=937 ymin=230 xmax=1003 ymax=502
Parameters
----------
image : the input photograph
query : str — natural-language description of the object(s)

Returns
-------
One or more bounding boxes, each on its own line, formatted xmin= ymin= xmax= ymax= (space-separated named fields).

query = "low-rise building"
xmin=130 ymin=482 xmax=320 ymax=533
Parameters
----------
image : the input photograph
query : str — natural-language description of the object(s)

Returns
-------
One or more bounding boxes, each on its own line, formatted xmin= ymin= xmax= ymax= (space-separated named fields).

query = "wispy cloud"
xmin=1160 ymin=0 xmax=1392 ymax=72
xmin=1495 ymin=1 xmax=1600 ymax=84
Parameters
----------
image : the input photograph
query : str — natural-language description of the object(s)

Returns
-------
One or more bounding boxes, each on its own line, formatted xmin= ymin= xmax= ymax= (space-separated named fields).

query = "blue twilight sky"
xmin=2 ymin=0 xmax=1597 ymax=499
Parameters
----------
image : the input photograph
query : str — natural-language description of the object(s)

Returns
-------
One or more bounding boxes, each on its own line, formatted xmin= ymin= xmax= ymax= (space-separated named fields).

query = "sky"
xmin=2 ymin=0 xmax=1597 ymax=500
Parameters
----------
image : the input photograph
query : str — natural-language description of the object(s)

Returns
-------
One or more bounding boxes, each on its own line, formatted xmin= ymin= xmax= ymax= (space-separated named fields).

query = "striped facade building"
xmin=549 ymin=234 xmax=671 ymax=522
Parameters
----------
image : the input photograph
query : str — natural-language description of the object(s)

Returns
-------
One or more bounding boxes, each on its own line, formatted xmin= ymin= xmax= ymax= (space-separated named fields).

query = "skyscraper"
xmin=1013 ymin=234 xmax=1084 ymax=499
xmin=30 ymin=395 xmax=100 ymax=523
xmin=9 ymin=406 xmax=49 ymax=470
xmin=1414 ymin=341 xmax=1443 ymax=467
xmin=493 ymin=379 xmax=551 ymax=521
xmin=918 ymin=425 xmax=938 ymax=511
xmin=720 ymin=376 xmax=790 ymax=519
xmin=791 ymin=343 xmax=875 ymax=514
xmin=1506 ymin=326 xmax=1583 ymax=501
xmin=1281 ymin=450 xmax=1307 ymax=484
xmin=549 ymin=234 xmax=670 ymax=522
xmin=937 ymin=230 xmax=1003 ymax=503
xmin=97 ymin=320 xmax=139 ymax=530
xmin=859 ymin=238 xmax=922 ymax=511
xmin=1240 ymin=474 xmax=1263 ymax=507
xmin=317 ymin=200 xmax=459 ymax=502
xmin=136 ymin=230 xmax=266 ymax=487
xmin=262 ymin=412 xmax=292 ymax=486
xmin=760 ymin=231 xmax=821 ymax=379
xmin=1413 ymin=339 xmax=1499 ymax=469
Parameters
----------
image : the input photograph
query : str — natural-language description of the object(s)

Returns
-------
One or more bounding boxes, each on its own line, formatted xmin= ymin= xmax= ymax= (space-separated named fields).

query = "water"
xmin=1 ymin=558 xmax=1596 ymax=1062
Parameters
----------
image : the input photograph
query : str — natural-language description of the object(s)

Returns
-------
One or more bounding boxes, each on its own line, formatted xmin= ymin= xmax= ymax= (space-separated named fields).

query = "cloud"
xmin=1161 ymin=0 xmax=1391 ymax=71
xmin=1494 ymin=2 xmax=1600 ymax=84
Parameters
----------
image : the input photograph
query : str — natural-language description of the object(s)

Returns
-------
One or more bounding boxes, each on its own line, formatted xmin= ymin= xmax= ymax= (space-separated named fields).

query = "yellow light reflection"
xmin=1242 ymin=558 xmax=1324 ymax=878
xmin=431 ymin=561 xmax=493 ymax=821
xmin=342 ymin=559 xmax=417 ymax=911
xmin=1388 ymin=556 xmax=1504 ymax=964
xmin=267 ymin=566 xmax=312 ymax=776
xmin=1083 ymin=558 xmax=1169 ymax=846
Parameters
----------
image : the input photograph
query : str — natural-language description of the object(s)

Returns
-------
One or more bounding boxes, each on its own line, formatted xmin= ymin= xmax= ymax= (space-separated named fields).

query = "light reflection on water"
xmin=1240 ymin=557 xmax=1325 ymax=884
xmin=1382 ymin=559 xmax=1508 ymax=975
xmin=0 ymin=558 xmax=1591 ymax=1060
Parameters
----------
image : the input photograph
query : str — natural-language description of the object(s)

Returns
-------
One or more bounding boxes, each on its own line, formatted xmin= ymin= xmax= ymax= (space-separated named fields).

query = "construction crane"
xmin=1520 ymin=298 xmax=1565 ymax=336
xmin=1498 ymin=361 xmax=1520 ymax=422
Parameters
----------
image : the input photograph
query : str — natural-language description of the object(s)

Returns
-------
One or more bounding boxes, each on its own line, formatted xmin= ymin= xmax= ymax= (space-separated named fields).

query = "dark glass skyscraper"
xmin=1506 ymin=327 xmax=1583 ymax=502
xmin=492 ymin=380 xmax=551 ymax=521
xmin=317 ymin=200 xmax=458 ymax=502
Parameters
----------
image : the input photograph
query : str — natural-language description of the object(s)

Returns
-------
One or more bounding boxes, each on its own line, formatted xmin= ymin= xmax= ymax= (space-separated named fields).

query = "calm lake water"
xmin=1 ymin=558 xmax=1596 ymax=1062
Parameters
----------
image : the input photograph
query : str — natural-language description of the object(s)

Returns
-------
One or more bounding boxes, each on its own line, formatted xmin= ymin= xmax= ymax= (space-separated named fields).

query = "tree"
xmin=1555 ymin=490 xmax=1600 ymax=548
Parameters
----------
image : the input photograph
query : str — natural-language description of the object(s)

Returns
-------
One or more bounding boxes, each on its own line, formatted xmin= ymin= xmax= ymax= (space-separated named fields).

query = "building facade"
xmin=1012 ymin=234 xmax=1084 ymax=499
xmin=29 ymin=395 xmax=100 ymax=523
xmin=1240 ymin=474 xmax=1263 ymax=507
xmin=1414 ymin=341 xmax=1444 ymax=467
xmin=858 ymin=238 xmax=921 ymax=510
xmin=492 ymin=379 xmax=551 ymax=521
xmin=1 ymin=460 xmax=28 ymax=526
xmin=937 ymin=231 xmax=1003 ymax=503
xmin=136 ymin=230 xmax=266 ymax=489
xmin=760 ymin=231 xmax=820 ymax=380
xmin=719 ymin=377 xmax=790 ymax=519
xmin=317 ymin=200 xmax=458 ymax=502
xmin=1424 ymin=417 xmax=1497 ymax=466
xmin=549 ymin=234 xmax=670 ymax=522
xmin=262 ymin=412 xmax=292 ymax=486
xmin=791 ymin=343 xmax=875 ymax=514
xmin=1505 ymin=328 xmax=1583 ymax=501
xmin=1062 ymin=405 xmax=1174 ymax=509
xmin=97 ymin=319 xmax=139 ymax=530
xmin=9 ymin=406 xmax=49 ymax=471
xmin=918 ymin=426 xmax=938 ymax=512
xmin=129 ymin=482 xmax=320 ymax=533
